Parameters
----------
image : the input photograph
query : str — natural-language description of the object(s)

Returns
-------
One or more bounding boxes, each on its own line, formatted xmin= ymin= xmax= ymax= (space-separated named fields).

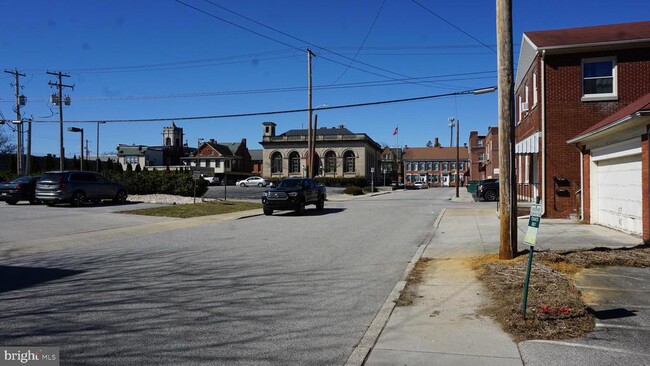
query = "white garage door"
xmin=596 ymin=154 xmax=642 ymax=235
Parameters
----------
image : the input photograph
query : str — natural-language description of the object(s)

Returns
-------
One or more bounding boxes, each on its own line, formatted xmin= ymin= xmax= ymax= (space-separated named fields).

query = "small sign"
xmin=371 ymin=167 xmax=375 ymax=173
xmin=192 ymin=171 xmax=202 ymax=180
xmin=524 ymin=204 xmax=542 ymax=246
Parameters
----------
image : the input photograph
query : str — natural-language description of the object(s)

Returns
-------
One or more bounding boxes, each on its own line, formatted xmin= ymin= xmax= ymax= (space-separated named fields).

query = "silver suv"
xmin=36 ymin=171 xmax=127 ymax=207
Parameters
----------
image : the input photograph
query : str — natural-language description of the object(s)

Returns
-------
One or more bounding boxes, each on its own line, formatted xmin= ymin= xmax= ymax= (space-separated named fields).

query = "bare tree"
xmin=0 ymin=130 xmax=16 ymax=154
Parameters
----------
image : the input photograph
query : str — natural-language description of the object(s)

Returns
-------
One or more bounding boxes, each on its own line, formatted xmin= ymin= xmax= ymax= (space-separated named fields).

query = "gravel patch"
xmin=128 ymin=194 xmax=215 ymax=205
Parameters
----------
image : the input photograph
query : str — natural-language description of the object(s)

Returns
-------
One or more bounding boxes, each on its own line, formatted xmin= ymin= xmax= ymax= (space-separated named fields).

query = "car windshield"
xmin=276 ymin=179 xmax=301 ymax=188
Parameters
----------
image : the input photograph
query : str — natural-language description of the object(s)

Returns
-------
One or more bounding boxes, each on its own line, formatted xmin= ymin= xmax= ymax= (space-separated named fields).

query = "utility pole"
xmin=448 ymin=119 xmax=455 ymax=147
xmin=5 ymin=68 xmax=26 ymax=175
xmin=85 ymin=139 xmax=90 ymax=164
xmin=455 ymin=118 xmax=460 ymax=198
xmin=48 ymin=71 xmax=74 ymax=171
xmin=307 ymin=48 xmax=315 ymax=178
xmin=312 ymin=114 xmax=318 ymax=177
xmin=497 ymin=0 xmax=517 ymax=259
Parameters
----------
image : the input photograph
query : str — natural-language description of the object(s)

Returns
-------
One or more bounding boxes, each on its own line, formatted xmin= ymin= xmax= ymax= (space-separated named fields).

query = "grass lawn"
xmin=122 ymin=200 xmax=263 ymax=218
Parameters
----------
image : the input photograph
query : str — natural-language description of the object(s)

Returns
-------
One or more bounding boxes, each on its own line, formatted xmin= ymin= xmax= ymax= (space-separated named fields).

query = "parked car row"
xmin=1 ymin=171 xmax=128 ymax=207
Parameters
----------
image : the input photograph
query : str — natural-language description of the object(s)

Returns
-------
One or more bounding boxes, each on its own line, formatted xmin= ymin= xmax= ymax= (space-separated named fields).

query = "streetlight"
xmin=68 ymin=127 xmax=84 ymax=170
xmin=449 ymin=117 xmax=460 ymax=198
xmin=96 ymin=121 xmax=105 ymax=171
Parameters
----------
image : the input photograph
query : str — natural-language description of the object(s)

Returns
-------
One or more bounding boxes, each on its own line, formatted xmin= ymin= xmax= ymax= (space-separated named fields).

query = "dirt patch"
xmin=396 ymin=257 xmax=432 ymax=307
xmin=474 ymin=245 xmax=650 ymax=342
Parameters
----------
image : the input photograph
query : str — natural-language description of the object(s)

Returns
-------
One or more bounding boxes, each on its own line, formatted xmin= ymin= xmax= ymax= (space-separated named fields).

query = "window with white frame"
xmin=524 ymin=82 xmax=529 ymax=114
xmin=532 ymin=71 xmax=538 ymax=106
xmin=478 ymin=152 xmax=485 ymax=162
xmin=125 ymin=155 xmax=138 ymax=165
xmin=582 ymin=57 xmax=617 ymax=100
xmin=518 ymin=94 xmax=522 ymax=122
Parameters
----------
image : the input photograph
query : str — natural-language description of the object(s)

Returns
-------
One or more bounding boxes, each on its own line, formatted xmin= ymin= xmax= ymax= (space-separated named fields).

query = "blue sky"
xmin=1 ymin=0 xmax=647 ymax=158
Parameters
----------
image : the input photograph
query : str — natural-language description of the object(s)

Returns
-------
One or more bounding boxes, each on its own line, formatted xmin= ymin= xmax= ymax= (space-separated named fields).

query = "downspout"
xmin=540 ymin=49 xmax=547 ymax=216
xmin=573 ymin=143 xmax=584 ymax=221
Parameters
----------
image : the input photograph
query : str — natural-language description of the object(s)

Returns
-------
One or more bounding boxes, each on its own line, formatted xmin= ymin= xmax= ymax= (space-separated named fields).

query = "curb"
xmin=344 ymin=208 xmax=446 ymax=366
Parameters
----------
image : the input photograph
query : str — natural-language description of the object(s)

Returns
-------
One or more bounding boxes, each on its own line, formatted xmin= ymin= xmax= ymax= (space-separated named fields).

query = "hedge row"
xmin=103 ymin=170 xmax=208 ymax=197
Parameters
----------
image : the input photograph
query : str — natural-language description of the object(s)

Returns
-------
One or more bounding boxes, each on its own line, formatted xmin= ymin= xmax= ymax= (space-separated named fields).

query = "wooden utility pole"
xmin=307 ymin=48 xmax=315 ymax=178
xmin=497 ymin=0 xmax=517 ymax=259
xmin=455 ymin=118 xmax=460 ymax=198
xmin=48 ymin=71 xmax=74 ymax=171
xmin=5 ymin=68 xmax=25 ymax=175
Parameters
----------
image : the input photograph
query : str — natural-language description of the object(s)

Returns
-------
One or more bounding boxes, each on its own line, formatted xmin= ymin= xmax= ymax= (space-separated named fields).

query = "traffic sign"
xmin=524 ymin=204 xmax=542 ymax=246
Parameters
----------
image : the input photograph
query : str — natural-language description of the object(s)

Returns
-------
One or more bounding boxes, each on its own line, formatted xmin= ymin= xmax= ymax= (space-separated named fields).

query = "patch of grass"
xmin=475 ymin=245 xmax=650 ymax=342
xmin=121 ymin=200 xmax=263 ymax=218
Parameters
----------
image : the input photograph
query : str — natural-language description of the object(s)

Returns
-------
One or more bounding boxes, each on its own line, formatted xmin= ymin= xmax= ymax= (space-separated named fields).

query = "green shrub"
xmin=103 ymin=170 xmax=208 ymax=197
xmin=363 ymin=185 xmax=378 ymax=193
xmin=343 ymin=186 xmax=364 ymax=196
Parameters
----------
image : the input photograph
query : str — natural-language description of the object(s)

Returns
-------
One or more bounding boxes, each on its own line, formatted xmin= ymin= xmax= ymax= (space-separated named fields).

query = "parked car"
xmin=35 ymin=171 xmax=127 ymax=207
xmin=477 ymin=179 xmax=499 ymax=201
xmin=236 ymin=176 xmax=268 ymax=187
xmin=262 ymin=178 xmax=326 ymax=215
xmin=391 ymin=182 xmax=405 ymax=190
xmin=202 ymin=175 xmax=220 ymax=186
xmin=414 ymin=181 xmax=428 ymax=189
xmin=0 ymin=175 xmax=42 ymax=205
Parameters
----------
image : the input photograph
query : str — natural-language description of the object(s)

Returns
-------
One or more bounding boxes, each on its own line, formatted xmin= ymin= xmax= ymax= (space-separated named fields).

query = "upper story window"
xmin=477 ymin=139 xmax=484 ymax=146
xmin=478 ymin=152 xmax=485 ymax=162
xmin=582 ymin=57 xmax=617 ymax=101
xmin=532 ymin=71 xmax=538 ymax=107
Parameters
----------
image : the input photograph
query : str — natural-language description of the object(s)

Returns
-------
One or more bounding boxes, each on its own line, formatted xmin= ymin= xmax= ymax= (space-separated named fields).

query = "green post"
xmin=522 ymin=196 xmax=541 ymax=319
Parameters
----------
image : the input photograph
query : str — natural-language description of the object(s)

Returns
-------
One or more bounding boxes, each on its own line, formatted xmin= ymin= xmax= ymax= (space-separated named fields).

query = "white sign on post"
xmin=524 ymin=204 xmax=543 ymax=246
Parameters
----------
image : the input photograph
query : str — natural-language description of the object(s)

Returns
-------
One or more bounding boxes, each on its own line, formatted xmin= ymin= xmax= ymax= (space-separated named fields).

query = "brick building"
xmin=484 ymin=127 xmax=499 ymax=179
xmin=403 ymin=144 xmax=469 ymax=187
xmin=514 ymin=21 xmax=650 ymax=221
xmin=468 ymin=131 xmax=486 ymax=181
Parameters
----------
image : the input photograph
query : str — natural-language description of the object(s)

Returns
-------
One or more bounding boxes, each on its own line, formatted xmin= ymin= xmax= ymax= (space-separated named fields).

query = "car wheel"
xmin=296 ymin=200 xmax=306 ymax=215
xmin=258 ymin=182 xmax=263 ymax=187
xmin=46 ymin=201 xmax=56 ymax=207
xmin=263 ymin=207 xmax=273 ymax=216
xmin=240 ymin=182 xmax=246 ymax=187
xmin=484 ymin=190 xmax=498 ymax=202
xmin=113 ymin=190 xmax=127 ymax=204
xmin=71 ymin=191 xmax=86 ymax=207
xmin=5 ymin=199 xmax=17 ymax=205
xmin=316 ymin=196 xmax=324 ymax=210
xmin=29 ymin=195 xmax=40 ymax=204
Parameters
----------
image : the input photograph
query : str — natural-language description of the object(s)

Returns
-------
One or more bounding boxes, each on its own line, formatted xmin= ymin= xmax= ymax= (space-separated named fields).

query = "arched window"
xmin=344 ymin=151 xmax=355 ymax=173
xmin=325 ymin=151 xmax=337 ymax=173
xmin=165 ymin=137 xmax=171 ymax=146
xmin=289 ymin=151 xmax=301 ymax=174
xmin=271 ymin=152 xmax=283 ymax=174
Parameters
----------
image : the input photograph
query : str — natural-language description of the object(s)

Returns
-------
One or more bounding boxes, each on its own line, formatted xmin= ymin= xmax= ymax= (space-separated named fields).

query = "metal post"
xmin=96 ymin=121 xmax=105 ymax=171
xmin=456 ymin=118 xmax=460 ymax=198
xmin=80 ymin=129 xmax=84 ymax=171
xmin=26 ymin=119 xmax=31 ymax=174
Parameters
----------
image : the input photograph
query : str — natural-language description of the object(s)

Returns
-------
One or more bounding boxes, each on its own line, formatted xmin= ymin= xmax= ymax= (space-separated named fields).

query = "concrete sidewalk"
xmin=363 ymin=190 xmax=644 ymax=366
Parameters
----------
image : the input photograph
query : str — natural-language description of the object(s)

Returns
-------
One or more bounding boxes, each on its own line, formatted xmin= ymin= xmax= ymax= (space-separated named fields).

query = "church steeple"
xmin=163 ymin=121 xmax=183 ymax=147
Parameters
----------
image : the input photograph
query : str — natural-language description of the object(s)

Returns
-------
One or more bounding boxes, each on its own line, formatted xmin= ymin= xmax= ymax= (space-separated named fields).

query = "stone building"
xmin=260 ymin=122 xmax=382 ymax=180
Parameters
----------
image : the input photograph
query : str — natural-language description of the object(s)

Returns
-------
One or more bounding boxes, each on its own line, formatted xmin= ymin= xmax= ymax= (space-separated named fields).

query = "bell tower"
xmin=163 ymin=122 xmax=183 ymax=147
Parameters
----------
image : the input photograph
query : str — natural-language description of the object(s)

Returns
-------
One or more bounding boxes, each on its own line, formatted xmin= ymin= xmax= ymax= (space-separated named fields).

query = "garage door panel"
xmin=596 ymin=154 xmax=642 ymax=235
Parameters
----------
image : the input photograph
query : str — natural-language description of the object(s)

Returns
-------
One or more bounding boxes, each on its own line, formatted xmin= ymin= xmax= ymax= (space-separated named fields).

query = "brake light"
xmin=16 ymin=183 xmax=25 ymax=191
xmin=58 ymin=176 xmax=65 ymax=189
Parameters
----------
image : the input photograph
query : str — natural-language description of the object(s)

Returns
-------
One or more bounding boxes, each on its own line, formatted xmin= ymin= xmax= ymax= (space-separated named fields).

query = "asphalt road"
xmin=0 ymin=188 xmax=457 ymax=365
xmin=203 ymin=185 xmax=348 ymax=202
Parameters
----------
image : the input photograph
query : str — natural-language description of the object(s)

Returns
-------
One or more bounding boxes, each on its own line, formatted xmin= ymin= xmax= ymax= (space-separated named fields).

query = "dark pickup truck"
xmin=262 ymin=178 xmax=326 ymax=215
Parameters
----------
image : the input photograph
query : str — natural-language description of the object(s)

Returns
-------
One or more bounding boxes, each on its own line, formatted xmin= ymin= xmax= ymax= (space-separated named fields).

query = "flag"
xmin=392 ymin=126 xmax=398 ymax=136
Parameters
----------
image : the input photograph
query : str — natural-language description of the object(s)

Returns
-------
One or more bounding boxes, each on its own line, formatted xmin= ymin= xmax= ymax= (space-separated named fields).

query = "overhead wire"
xmin=410 ymin=0 xmax=496 ymax=53
xmin=30 ymin=85 xmax=497 ymax=124
xmin=191 ymin=0 xmax=443 ymax=89
xmin=331 ymin=0 xmax=386 ymax=84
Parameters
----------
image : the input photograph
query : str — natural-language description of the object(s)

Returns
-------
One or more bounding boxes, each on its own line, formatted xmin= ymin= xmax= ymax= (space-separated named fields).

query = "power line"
xmin=331 ymin=0 xmax=386 ymax=84
xmin=187 ymin=0 xmax=440 ymax=89
xmin=31 ymin=86 xmax=496 ymax=124
xmin=3 ymin=71 xmax=496 ymax=102
xmin=410 ymin=0 xmax=496 ymax=53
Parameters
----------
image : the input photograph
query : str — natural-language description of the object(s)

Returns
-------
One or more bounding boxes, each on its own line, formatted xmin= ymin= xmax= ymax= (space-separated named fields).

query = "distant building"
xmin=484 ymin=127 xmax=499 ymax=179
xmin=260 ymin=122 xmax=382 ymax=180
xmin=403 ymin=143 xmax=470 ymax=187
xmin=468 ymin=131 xmax=486 ymax=181
xmin=249 ymin=149 xmax=263 ymax=175
xmin=116 ymin=122 xmax=192 ymax=168
xmin=181 ymin=138 xmax=251 ymax=180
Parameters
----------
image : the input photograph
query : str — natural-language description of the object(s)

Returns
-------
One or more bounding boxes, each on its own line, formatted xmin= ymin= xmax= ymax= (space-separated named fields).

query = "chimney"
xmin=241 ymin=138 xmax=246 ymax=146
xmin=434 ymin=137 xmax=440 ymax=147
xmin=338 ymin=124 xmax=345 ymax=129
xmin=209 ymin=139 xmax=215 ymax=144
